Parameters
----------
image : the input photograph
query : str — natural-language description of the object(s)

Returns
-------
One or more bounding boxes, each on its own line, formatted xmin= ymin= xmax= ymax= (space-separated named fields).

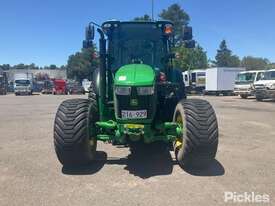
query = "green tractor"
xmin=53 ymin=20 xmax=218 ymax=169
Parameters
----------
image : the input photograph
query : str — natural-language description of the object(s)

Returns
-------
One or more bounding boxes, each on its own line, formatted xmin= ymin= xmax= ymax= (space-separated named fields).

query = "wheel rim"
xmin=174 ymin=112 xmax=186 ymax=150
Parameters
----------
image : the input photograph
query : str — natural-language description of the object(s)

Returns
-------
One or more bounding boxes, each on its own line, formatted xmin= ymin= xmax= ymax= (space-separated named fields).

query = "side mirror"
xmin=184 ymin=40 xmax=195 ymax=48
xmin=182 ymin=26 xmax=193 ymax=41
xmin=85 ymin=25 xmax=95 ymax=41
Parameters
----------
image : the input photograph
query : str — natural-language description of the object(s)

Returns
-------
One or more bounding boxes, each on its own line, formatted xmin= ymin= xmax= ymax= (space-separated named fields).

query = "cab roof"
xmin=102 ymin=20 xmax=173 ymax=27
xmin=239 ymin=70 xmax=265 ymax=73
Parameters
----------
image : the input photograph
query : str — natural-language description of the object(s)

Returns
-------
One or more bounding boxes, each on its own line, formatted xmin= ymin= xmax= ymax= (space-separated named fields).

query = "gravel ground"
xmin=0 ymin=94 xmax=274 ymax=206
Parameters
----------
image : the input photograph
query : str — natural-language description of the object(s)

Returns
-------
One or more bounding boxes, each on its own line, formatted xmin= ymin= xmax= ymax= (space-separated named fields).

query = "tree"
xmin=133 ymin=14 xmax=151 ymax=21
xmin=215 ymin=40 xmax=240 ymax=67
xmin=14 ymin=64 xmax=27 ymax=70
xmin=159 ymin=3 xmax=190 ymax=44
xmin=66 ymin=46 xmax=98 ymax=82
xmin=241 ymin=56 xmax=269 ymax=70
xmin=174 ymin=44 xmax=208 ymax=71
xmin=0 ymin=64 xmax=11 ymax=71
xmin=48 ymin=64 xmax=58 ymax=70
xmin=269 ymin=63 xmax=275 ymax=69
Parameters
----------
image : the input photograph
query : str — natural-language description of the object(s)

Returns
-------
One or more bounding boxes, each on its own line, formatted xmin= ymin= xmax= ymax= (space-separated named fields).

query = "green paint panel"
xmin=115 ymin=64 xmax=155 ymax=86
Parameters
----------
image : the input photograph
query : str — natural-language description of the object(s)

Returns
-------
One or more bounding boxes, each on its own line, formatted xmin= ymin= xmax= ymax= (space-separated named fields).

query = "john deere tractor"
xmin=53 ymin=20 xmax=218 ymax=169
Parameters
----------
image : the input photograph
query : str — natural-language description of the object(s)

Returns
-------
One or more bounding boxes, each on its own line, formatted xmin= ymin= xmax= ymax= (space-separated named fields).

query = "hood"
xmin=254 ymin=80 xmax=275 ymax=86
xmin=114 ymin=64 xmax=155 ymax=86
xmin=234 ymin=84 xmax=252 ymax=89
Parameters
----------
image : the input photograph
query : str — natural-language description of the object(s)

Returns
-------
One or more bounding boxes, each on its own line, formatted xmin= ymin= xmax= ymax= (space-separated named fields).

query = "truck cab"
xmin=14 ymin=73 xmax=33 ymax=95
xmin=234 ymin=70 xmax=264 ymax=98
xmin=52 ymin=79 xmax=67 ymax=95
xmin=183 ymin=70 xmax=206 ymax=94
xmin=254 ymin=69 xmax=275 ymax=101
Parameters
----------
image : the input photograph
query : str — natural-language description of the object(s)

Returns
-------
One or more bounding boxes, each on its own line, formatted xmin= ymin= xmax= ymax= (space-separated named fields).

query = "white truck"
xmin=82 ymin=79 xmax=92 ymax=93
xmin=234 ymin=70 xmax=265 ymax=98
xmin=14 ymin=73 xmax=33 ymax=95
xmin=254 ymin=69 xmax=275 ymax=101
xmin=205 ymin=67 xmax=245 ymax=95
xmin=182 ymin=69 xmax=206 ymax=93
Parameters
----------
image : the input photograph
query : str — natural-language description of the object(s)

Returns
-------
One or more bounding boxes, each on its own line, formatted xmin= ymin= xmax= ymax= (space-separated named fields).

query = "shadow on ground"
xmin=183 ymin=159 xmax=225 ymax=176
xmin=62 ymin=147 xmax=225 ymax=178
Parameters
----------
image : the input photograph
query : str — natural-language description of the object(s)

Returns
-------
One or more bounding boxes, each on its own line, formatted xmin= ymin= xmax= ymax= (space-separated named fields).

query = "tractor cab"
xmin=102 ymin=21 xmax=174 ymax=73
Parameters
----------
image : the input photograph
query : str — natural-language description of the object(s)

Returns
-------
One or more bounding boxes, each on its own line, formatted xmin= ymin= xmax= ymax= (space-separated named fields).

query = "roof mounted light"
xmin=164 ymin=24 xmax=173 ymax=35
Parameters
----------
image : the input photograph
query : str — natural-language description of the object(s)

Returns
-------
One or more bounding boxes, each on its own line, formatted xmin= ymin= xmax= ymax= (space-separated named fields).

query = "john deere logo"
xmin=130 ymin=99 xmax=138 ymax=106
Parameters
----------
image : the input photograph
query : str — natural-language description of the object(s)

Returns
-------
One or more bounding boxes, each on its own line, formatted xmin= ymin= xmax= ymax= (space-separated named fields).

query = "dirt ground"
xmin=0 ymin=94 xmax=274 ymax=206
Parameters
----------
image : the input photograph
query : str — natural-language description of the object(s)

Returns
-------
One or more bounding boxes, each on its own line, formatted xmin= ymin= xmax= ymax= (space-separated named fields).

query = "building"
xmin=6 ymin=69 xmax=67 ymax=82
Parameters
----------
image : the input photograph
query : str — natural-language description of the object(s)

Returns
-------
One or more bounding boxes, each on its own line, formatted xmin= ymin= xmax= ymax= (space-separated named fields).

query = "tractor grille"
xmin=115 ymin=87 xmax=155 ymax=119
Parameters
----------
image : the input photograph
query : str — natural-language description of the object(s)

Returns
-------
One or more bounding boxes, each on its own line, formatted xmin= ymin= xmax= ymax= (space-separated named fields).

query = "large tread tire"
xmin=54 ymin=99 xmax=98 ymax=166
xmin=173 ymin=99 xmax=218 ymax=169
xmin=240 ymin=94 xmax=248 ymax=99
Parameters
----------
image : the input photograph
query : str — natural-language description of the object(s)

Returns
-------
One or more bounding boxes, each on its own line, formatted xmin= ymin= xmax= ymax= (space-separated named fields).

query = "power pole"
xmin=151 ymin=0 xmax=154 ymax=21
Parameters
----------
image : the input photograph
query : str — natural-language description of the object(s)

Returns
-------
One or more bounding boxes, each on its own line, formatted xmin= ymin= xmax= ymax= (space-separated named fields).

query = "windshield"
xmin=15 ymin=80 xmax=30 ymax=86
xmin=119 ymin=39 xmax=165 ymax=68
xmin=235 ymin=72 xmax=256 ymax=84
xmin=108 ymin=23 xmax=169 ymax=71
xmin=262 ymin=71 xmax=275 ymax=80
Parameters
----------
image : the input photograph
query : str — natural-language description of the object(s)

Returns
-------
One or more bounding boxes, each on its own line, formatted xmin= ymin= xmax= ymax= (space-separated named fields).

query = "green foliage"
xmin=241 ymin=56 xmax=270 ymax=70
xmin=269 ymin=63 xmax=275 ymax=69
xmin=66 ymin=46 xmax=98 ymax=82
xmin=133 ymin=14 xmax=151 ymax=21
xmin=0 ymin=64 xmax=11 ymax=71
xmin=215 ymin=40 xmax=240 ymax=67
xmin=0 ymin=63 xmax=65 ymax=71
xmin=174 ymin=45 xmax=208 ymax=71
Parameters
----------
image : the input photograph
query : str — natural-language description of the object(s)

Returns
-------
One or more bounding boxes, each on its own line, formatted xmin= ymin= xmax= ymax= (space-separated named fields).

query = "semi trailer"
xmin=205 ymin=67 xmax=245 ymax=96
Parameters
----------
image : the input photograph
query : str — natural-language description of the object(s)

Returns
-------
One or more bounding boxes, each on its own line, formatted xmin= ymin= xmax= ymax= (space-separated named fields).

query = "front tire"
xmin=240 ymin=94 xmax=248 ymax=99
xmin=53 ymin=99 xmax=98 ymax=166
xmin=173 ymin=99 xmax=218 ymax=169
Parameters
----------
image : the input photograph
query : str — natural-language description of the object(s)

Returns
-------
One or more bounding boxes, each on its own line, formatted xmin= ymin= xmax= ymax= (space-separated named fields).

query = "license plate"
xmin=121 ymin=110 xmax=147 ymax=119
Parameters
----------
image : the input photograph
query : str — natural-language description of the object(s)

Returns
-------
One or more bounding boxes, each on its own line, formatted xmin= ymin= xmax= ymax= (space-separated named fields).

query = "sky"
xmin=0 ymin=0 xmax=275 ymax=67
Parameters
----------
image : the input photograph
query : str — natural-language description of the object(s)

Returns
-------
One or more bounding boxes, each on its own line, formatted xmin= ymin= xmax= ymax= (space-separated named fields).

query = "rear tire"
xmin=240 ymin=94 xmax=248 ymax=99
xmin=54 ymin=99 xmax=98 ymax=166
xmin=256 ymin=95 xmax=263 ymax=101
xmin=173 ymin=99 xmax=218 ymax=169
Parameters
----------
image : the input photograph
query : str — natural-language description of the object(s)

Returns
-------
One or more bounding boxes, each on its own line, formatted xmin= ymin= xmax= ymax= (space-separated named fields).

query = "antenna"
xmin=151 ymin=0 xmax=154 ymax=21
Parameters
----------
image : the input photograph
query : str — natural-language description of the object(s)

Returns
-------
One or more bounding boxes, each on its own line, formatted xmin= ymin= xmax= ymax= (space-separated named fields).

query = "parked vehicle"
xmin=53 ymin=20 xmax=219 ymax=170
xmin=41 ymin=80 xmax=54 ymax=94
xmin=14 ymin=73 xmax=33 ymax=95
xmin=67 ymin=82 xmax=85 ymax=94
xmin=254 ymin=69 xmax=275 ymax=101
xmin=205 ymin=67 xmax=245 ymax=96
xmin=52 ymin=79 xmax=67 ymax=95
xmin=0 ymin=71 xmax=8 ymax=95
xmin=183 ymin=70 xmax=206 ymax=93
xmin=234 ymin=70 xmax=264 ymax=98
xmin=82 ymin=79 xmax=92 ymax=93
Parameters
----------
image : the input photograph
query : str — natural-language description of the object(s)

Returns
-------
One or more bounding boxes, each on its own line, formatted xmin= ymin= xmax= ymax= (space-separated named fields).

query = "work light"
xmin=137 ymin=86 xmax=154 ymax=95
xmin=115 ymin=86 xmax=131 ymax=95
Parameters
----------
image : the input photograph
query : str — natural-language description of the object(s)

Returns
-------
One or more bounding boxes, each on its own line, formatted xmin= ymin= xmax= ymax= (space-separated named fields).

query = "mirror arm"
xmin=88 ymin=21 xmax=101 ymax=28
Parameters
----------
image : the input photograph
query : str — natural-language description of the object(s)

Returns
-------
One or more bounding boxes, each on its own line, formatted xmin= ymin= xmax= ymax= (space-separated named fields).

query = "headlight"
xmin=137 ymin=86 xmax=154 ymax=95
xmin=269 ymin=83 xmax=275 ymax=90
xmin=115 ymin=86 xmax=131 ymax=95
